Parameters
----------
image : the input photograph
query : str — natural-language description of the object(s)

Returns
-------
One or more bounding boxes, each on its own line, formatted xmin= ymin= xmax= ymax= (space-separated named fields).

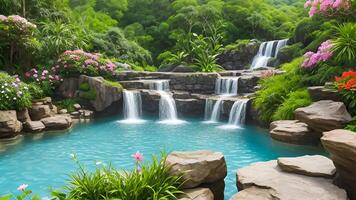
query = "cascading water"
xmin=218 ymin=99 xmax=248 ymax=129
xmin=215 ymin=77 xmax=239 ymax=96
xmin=149 ymin=80 xmax=185 ymax=124
xmin=251 ymin=39 xmax=288 ymax=69
xmin=204 ymin=99 xmax=223 ymax=123
xmin=120 ymin=90 xmax=145 ymax=124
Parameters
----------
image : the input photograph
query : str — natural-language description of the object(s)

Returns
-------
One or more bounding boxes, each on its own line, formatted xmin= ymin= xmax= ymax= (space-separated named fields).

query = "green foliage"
xmin=254 ymin=57 xmax=304 ymax=123
xmin=339 ymin=89 xmax=356 ymax=115
xmin=64 ymin=154 xmax=183 ymax=200
xmin=0 ymin=73 xmax=32 ymax=110
xmin=158 ymin=51 xmax=188 ymax=66
xmin=55 ymin=98 xmax=78 ymax=113
xmin=293 ymin=17 xmax=325 ymax=46
xmin=0 ymin=189 xmax=41 ymax=200
xmin=103 ymin=80 xmax=123 ymax=89
xmin=79 ymin=81 xmax=96 ymax=101
xmin=332 ymin=23 xmax=356 ymax=66
xmin=272 ymin=89 xmax=312 ymax=121
xmin=301 ymin=63 xmax=345 ymax=86
xmin=27 ymin=82 xmax=45 ymax=99
xmin=277 ymin=42 xmax=303 ymax=63
xmin=223 ymin=39 xmax=251 ymax=52
xmin=346 ymin=117 xmax=356 ymax=132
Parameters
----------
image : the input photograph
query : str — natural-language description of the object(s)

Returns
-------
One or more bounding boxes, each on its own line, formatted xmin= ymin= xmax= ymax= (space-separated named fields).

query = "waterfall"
xmin=215 ymin=77 xmax=239 ymax=96
xmin=150 ymin=80 xmax=185 ymax=124
xmin=251 ymin=39 xmax=288 ymax=69
xmin=218 ymin=99 xmax=248 ymax=129
xmin=204 ymin=99 xmax=223 ymax=123
xmin=204 ymin=99 xmax=214 ymax=120
xmin=120 ymin=90 xmax=145 ymax=124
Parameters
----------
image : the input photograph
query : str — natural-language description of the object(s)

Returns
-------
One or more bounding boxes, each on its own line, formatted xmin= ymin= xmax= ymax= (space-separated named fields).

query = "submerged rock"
xmin=294 ymin=100 xmax=352 ymax=133
xmin=269 ymin=120 xmax=317 ymax=145
xmin=236 ymin=160 xmax=347 ymax=200
xmin=321 ymin=129 xmax=356 ymax=199
xmin=24 ymin=121 xmax=45 ymax=133
xmin=166 ymin=150 xmax=227 ymax=188
xmin=179 ymin=188 xmax=214 ymax=200
xmin=277 ymin=155 xmax=335 ymax=178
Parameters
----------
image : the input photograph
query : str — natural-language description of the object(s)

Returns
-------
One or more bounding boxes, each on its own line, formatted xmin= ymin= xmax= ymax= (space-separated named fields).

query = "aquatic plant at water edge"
xmin=0 ymin=73 xmax=32 ymax=110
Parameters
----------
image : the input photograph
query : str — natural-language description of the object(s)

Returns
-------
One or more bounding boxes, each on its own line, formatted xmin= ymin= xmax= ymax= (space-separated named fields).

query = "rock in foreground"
xmin=295 ymin=100 xmax=352 ymax=133
xmin=41 ymin=115 xmax=72 ymax=130
xmin=277 ymin=155 xmax=335 ymax=178
xmin=179 ymin=188 xmax=214 ymax=200
xmin=166 ymin=150 xmax=227 ymax=189
xmin=321 ymin=129 xmax=356 ymax=200
xmin=236 ymin=160 xmax=347 ymax=200
xmin=0 ymin=110 xmax=22 ymax=138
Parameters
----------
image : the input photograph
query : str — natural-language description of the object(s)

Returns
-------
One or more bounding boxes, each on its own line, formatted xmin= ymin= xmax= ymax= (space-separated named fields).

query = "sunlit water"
xmin=0 ymin=115 xmax=325 ymax=199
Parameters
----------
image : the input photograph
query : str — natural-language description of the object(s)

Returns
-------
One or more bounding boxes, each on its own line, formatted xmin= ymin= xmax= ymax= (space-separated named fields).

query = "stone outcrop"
xmin=269 ymin=120 xmax=317 ymax=145
xmin=277 ymin=155 xmax=336 ymax=178
xmin=17 ymin=109 xmax=31 ymax=122
xmin=308 ymin=86 xmax=342 ymax=102
xmin=57 ymin=77 xmax=79 ymax=98
xmin=321 ymin=129 xmax=356 ymax=199
xmin=166 ymin=150 xmax=227 ymax=200
xmin=217 ymin=40 xmax=259 ymax=70
xmin=295 ymin=100 xmax=352 ymax=133
xmin=79 ymin=75 xmax=123 ymax=112
xmin=235 ymin=160 xmax=347 ymax=200
xmin=41 ymin=115 xmax=72 ymax=130
xmin=24 ymin=121 xmax=45 ymax=133
xmin=29 ymin=104 xmax=53 ymax=121
xmin=0 ymin=110 xmax=22 ymax=138
xmin=179 ymin=188 xmax=214 ymax=200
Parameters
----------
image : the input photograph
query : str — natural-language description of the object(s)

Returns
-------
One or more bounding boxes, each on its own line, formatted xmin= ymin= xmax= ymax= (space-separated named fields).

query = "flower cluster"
xmin=304 ymin=0 xmax=351 ymax=17
xmin=260 ymin=70 xmax=275 ymax=78
xmin=55 ymin=50 xmax=118 ymax=78
xmin=0 ymin=15 xmax=36 ymax=30
xmin=335 ymin=70 xmax=356 ymax=90
xmin=0 ymin=73 xmax=32 ymax=110
xmin=25 ymin=68 xmax=62 ymax=83
xmin=302 ymin=40 xmax=333 ymax=68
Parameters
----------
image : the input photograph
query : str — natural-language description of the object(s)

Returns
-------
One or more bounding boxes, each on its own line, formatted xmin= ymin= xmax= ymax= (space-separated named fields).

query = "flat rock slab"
xmin=269 ymin=120 xmax=317 ymax=145
xmin=24 ymin=121 xmax=45 ymax=133
xmin=294 ymin=100 xmax=352 ymax=133
xmin=41 ymin=115 xmax=72 ymax=130
xmin=230 ymin=186 xmax=276 ymax=200
xmin=277 ymin=155 xmax=335 ymax=178
xmin=321 ymin=129 xmax=356 ymax=199
xmin=179 ymin=188 xmax=214 ymax=200
xmin=237 ymin=160 xmax=347 ymax=200
xmin=166 ymin=150 xmax=227 ymax=188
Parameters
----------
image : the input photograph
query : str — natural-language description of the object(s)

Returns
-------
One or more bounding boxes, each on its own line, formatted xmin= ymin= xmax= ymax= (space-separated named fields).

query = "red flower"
xmin=345 ymin=78 xmax=356 ymax=90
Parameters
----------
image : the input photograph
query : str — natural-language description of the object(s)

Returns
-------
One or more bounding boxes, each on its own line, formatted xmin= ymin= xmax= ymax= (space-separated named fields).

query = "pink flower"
xmin=309 ymin=6 xmax=318 ymax=16
xmin=132 ymin=151 xmax=144 ymax=162
xmin=0 ymin=15 xmax=7 ymax=21
xmin=25 ymin=72 xmax=31 ymax=78
xmin=17 ymin=184 xmax=28 ymax=191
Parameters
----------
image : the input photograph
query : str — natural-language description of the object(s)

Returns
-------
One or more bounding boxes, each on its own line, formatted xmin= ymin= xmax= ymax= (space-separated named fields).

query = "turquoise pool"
xmin=0 ymin=116 xmax=325 ymax=199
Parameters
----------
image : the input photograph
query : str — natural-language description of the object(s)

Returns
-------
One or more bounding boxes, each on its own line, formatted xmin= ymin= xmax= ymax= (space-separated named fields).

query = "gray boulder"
xmin=295 ymin=100 xmax=352 ymax=133
xmin=0 ymin=110 xmax=22 ymax=138
xmin=308 ymin=86 xmax=342 ymax=102
xmin=29 ymin=104 xmax=53 ymax=121
xmin=269 ymin=120 xmax=318 ymax=145
xmin=24 ymin=121 xmax=45 ymax=133
xmin=179 ymin=188 xmax=214 ymax=200
xmin=17 ymin=109 xmax=31 ymax=122
xmin=41 ymin=115 xmax=72 ymax=130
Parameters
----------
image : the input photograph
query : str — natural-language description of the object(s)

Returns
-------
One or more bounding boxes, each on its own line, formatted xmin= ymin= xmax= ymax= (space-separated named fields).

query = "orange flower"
xmin=345 ymin=78 xmax=356 ymax=90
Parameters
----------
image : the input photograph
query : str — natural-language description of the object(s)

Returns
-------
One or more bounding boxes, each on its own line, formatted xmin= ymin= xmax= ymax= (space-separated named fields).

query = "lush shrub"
xmin=27 ymin=82 xmax=45 ymax=99
xmin=54 ymin=50 xmax=118 ymax=79
xmin=272 ymin=89 xmax=312 ymax=121
xmin=223 ymin=39 xmax=251 ymax=52
xmin=301 ymin=63 xmax=346 ymax=85
xmin=277 ymin=43 xmax=303 ymax=63
xmin=0 ymin=15 xmax=40 ymax=72
xmin=254 ymin=58 xmax=304 ymax=123
xmin=24 ymin=68 xmax=62 ymax=96
xmin=104 ymin=80 xmax=123 ymax=89
xmin=62 ymin=153 xmax=183 ymax=200
xmin=346 ymin=116 xmax=356 ymax=132
xmin=0 ymin=73 xmax=32 ymax=110
xmin=332 ymin=23 xmax=356 ymax=66
xmin=293 ymin=17 xmax=325 ymax=46
xmin=55 ymin=98 xmax=78 ymax=113
xmin=304 ymin=0 xmax=352 ymax=17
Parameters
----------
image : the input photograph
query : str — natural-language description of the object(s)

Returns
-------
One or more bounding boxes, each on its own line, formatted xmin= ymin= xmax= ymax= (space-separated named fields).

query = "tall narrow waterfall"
xmin=150 ymin=80 xmax=185 ymax=124
xmin=120 ymin=90 xmax=145 ymax=124
xmin=204 ymin=99 xmax=223 ymax=123
xmin=251 ymin=39 xmax=288 ymax=69
xmin=218 ymin=99 xmax=248 ymax=129
xmin=215 ymin=77 xmax=239 ymax=96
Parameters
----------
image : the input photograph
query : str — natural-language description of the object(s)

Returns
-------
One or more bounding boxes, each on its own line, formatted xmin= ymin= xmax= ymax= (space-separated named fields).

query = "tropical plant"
xmin=335 ymin=70 xmax=356 ymax=114
xmin=332 ymin=23 xmax=356 ymax=66
xmin=55 ymin=98 xmax=78 ymax=113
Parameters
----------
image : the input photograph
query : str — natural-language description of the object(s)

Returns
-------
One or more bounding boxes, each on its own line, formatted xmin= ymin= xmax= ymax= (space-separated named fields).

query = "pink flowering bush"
xmin=304 ymin=0 xmax=351 ymax=17
xmin=0 ymin=73 xmax=32 ymax=110
xmin=54 ymin=50 xmax=118 ymax=79
xmin=302 ymin=40 xmax=334 ymax=68
xmin=24 ymin=68 xmax=63 ymax=96
xmin=0 ymin=15 xmax=39 ymax=68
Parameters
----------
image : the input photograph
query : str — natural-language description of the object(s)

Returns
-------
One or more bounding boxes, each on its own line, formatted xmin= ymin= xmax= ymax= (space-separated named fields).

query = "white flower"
xmin=13 ymin=97 xmax=17 ymax=100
